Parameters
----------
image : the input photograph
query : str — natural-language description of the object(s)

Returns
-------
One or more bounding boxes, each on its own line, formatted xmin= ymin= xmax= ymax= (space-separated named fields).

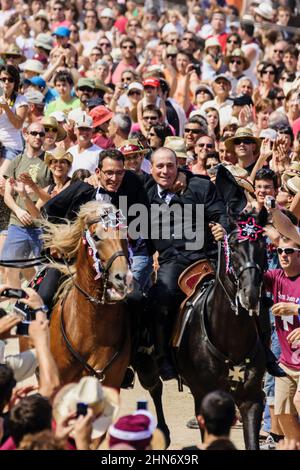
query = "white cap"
xmin=259 ymin=128 xmax=277 ymax=141
xmin=20 ymin=59 xmax=44 ymax=74
xmin=75 ymin=112 xmax=93 ymax=128
xmin=127 ymin=82 xmax=144 ymax=93
xmin=100 ymin=8 xmax=114 ymax=19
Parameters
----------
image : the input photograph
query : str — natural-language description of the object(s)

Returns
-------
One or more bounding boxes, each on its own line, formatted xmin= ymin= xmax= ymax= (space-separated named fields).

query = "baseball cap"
xmin=28 ymin=76 xmax=46 ymax=89
xmin=213 ymin=74 xmax=232 ymax=86
xmin=143 ymin=78 xmax=160 ymax=88
xmin=75 ymin=113 xmax=93 ymax=128
xmin=52 ymin=26 xmax=71 ymax=38
xmin=76 ymin=78 xmax=95 ymax=89
xmin=127 ymin=82 xmax=144 ymax=93
xmin=100 ymin=8 xmax=114 ymax=19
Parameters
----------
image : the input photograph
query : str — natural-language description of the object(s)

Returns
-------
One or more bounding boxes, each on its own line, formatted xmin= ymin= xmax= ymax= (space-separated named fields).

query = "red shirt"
xmin=264 ymin=269 xmax=300 ymax=371
xmin=207 ymin=32 xmax=229 ymax=54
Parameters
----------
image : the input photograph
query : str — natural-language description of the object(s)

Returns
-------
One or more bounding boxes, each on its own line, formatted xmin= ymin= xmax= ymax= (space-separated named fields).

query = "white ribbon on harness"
xmin=85 ymin=229 xmax=103 ymax=280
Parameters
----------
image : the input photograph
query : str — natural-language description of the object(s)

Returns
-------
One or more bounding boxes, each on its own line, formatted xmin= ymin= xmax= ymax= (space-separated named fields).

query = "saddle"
xmin=172 ymin=259 xmax=214 ymax=348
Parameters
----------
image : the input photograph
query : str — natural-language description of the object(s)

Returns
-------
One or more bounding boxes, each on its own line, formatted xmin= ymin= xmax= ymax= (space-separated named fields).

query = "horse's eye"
xmin=92 ymin=233 xmax=101 ymax=242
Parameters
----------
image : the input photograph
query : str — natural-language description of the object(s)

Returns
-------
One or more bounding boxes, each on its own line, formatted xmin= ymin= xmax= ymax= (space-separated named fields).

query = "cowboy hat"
xmin=224 ymin=48 xmax=250 ymax=71
xmin=225 ymin=127 xmax=261 ymax=154
xmin=0 ymin=45 xmax=26 ymax=62
xmin=164 ymin=136 xmax=187 ymax=159
xmin=282 ymin=162 xmax=300 ymax=186
xmin=118 ymin=139 xmax=148 ymax=156
xmin=53 ymin=377 xmax=120 ymax=439
xmin=41 ymin=116 xmax=67 ymax=142
xmin=285 ymin=175 xmax=300 ymax=195
xmin=225 ymin=164 xmax=255 ymax=193
xmin=44 ymin=148 xmax=73 ymax=166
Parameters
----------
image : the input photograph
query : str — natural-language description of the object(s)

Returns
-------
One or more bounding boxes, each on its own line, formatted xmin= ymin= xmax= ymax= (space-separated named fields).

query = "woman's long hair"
xmin=0 ymin=64 xmax=20 ymax=104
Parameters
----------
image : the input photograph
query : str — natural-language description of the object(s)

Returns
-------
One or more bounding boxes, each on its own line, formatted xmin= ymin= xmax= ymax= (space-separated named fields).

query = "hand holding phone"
xmin=264 ymin=196 xmax=276 ymax=209
xmin=76 ymin=402 xmax=88 ymax=417
xmin=1 ymin=288 xmax=27 ymax=299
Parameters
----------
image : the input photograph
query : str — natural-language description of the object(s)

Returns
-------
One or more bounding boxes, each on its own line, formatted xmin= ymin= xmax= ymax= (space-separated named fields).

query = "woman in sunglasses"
xmin=225 ymin=33 xmax=242 ymax=56
xmin=253 ymin=62 xmax=279 ymax=102
xmin=0 ymin=65 xmax=28 ymax=177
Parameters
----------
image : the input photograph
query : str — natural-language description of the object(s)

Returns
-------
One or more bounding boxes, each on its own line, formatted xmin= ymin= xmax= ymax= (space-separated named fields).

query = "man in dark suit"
xmin=146 ymin=147 xmax=228 ymax=380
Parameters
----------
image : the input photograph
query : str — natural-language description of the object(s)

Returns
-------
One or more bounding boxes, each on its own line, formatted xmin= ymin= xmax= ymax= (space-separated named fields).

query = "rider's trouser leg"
xmin=37 ymin=268 xmax=63 ymax=311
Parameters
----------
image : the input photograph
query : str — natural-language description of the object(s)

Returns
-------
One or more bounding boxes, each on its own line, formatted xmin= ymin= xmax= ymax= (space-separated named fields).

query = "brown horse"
xmin=42 ymin=201 xmax=133 ymax=386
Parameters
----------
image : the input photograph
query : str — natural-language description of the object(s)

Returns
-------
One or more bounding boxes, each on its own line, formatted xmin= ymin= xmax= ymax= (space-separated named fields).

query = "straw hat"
xmin=205 ymin=37 xmax=221 ymax=52
xmin=225 ymin=164 xmax=255 ymax=193
xmin=224 ymin=48 xmax=250 ymax=71
xmin=44 ymin=148 xmax=73 ymax=166
xmin=285 ymin=175 xmax=300 ymax=195
xmin=225 ymin=127 xmax=261 ymax=154
xmin=254 ymin=3 xmax=274 ymax=21
xmin=0 ymin=44 xmax=26 ymax=62
xmin=20 ymin=59 xmax=44 ymax=74
xmin=53 ymin=377 xmax=120 ymax=439
xmin=41 ymin=116 xmax=67 ymax=142
xmin=282 ymin=162 xmax=300 ymax=186
xmin=164 ymin=136 xmax=187 ymax=159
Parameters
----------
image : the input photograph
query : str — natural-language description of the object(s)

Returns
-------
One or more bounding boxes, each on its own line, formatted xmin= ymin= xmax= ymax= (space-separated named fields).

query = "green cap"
xmin=76 ymin=78 xmax=95 ymax=89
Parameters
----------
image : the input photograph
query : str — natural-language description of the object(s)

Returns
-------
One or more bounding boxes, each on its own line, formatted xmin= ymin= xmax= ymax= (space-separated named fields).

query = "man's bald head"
xmin=151 ymin=147 xmax=177 ymax=165
xmin=151 ymin=147 xmax=178 ymax=189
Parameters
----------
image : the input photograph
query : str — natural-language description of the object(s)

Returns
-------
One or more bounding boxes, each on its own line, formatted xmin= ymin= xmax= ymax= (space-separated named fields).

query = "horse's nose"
xmin=113 ymin=272 xmax=127 ymax=286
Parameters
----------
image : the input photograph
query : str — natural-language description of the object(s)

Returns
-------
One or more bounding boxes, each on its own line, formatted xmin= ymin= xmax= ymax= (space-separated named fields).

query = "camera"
xmin=76 ymin=402 xmax=88 ymax=417
xmin=265 ymin=196 xmax=276 ymax=209
xmin=1 ymin=288 xmax=27 ymax=299
xmin=16 ymin=321 xmax=29 ymax=336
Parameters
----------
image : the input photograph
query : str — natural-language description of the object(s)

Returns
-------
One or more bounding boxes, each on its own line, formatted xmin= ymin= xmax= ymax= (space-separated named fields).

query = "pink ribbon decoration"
xmin=237 ymin=217 xmax=263 ymax=242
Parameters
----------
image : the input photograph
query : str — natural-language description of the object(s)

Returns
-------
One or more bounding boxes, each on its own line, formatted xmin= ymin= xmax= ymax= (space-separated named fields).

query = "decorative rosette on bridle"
xmin=237 ymin=217 xmax=263 ymax=242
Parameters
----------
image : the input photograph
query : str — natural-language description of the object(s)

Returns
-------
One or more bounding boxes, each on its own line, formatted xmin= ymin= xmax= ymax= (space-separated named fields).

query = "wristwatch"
xmin=32 ymin=305 xmax=49 ymax=314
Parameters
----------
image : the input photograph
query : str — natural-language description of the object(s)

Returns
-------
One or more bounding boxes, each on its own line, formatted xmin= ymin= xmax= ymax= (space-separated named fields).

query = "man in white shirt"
xmin=68 ymin=113 xmax=102 ymax=176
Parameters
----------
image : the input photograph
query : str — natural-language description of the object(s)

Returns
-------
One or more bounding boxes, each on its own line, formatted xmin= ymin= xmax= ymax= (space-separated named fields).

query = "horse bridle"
xmin=59 ymin=217 xmax=129 ymax=382
xmin=217 ymin=230 xmax=264 ymax=314
xmin=63 ymin=218 xmax=128 ymax=305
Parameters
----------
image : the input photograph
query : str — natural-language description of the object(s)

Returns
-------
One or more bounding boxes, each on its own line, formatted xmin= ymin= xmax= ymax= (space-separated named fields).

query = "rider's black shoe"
xmin=120 ymin=367 xmax=135 ymax=389
xmin=265 ymin=348 xmax=286 ymax=377
xmin=159 ymin=358 xmax=177 ymax=381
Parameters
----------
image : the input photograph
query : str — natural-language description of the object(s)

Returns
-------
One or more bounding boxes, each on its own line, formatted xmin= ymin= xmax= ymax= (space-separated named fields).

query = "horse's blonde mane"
xmin=41 ymin=200 xmax=114 ymax=259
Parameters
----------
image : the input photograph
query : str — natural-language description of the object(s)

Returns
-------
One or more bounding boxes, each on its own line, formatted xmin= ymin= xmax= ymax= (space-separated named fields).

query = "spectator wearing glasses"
xmin=225 ymin=33 xmax=242 ymax=56
xmin=132 ymin=104 xmax=162 ymax=136
xmin=262 ymin=233 xmax=300 ymax=442
xmin=224 ymin=49 xmax=249 ymax=95
xmin=183 ymin=118 xmax=206 ymax=158
xmin=112 ymin=38 xmax=138 ymax=85
xmin=267 ymin=88 xmax=285 ymax=112
xmin=50 ymin=1 xmax=71 ymax=31
xmin=224 ymin=127 xmax=261 ymax=174
xmin=2 ymin=122 xmax=51 ymax=288
xmin=0 ymin=65 xmax=28 ymax=178
xmin=75 ymin=78 xmax=96 ymax=111
xmin=180 ymin=31 xmax=197 ymax=56
xmin=191 ymin=134 xmax=215 ymax=175
xmin=253 ymin=62 xmax=278 ymax=103
xmin=137 ymin=78 xmax=166 ymax=137
xmin=41 ymin=116 xmax=67 ymax=153
xmin=97 ymin=37 xmax=112 ymax=56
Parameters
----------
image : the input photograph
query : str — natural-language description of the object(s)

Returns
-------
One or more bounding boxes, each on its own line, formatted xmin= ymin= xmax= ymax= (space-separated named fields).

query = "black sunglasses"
xmin=277 ymin=247 xmax=300 ymax=255
xmin=234 ymin=138 xmax=254 ymax=145
xmin=29 ymin=131 xmax=45 ymax=137
xmin=185 ymin=128 xmax=202 ymax=134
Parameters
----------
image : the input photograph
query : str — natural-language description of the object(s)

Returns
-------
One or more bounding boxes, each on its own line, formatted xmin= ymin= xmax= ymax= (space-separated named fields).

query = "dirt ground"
xmin=6 ymin=337 xmax=244 ymax=450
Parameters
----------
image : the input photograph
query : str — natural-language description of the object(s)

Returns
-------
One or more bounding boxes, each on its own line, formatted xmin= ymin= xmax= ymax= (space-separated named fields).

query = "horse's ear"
xmin=257 ymin=206 xmax=269 ymax=227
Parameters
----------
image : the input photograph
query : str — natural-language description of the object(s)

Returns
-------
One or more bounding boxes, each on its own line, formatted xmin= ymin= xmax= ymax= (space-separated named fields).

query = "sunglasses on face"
xmin=227 ymin=39 xmax=239 ymax=44
xmin=99 ymin=42 xmax=110 ymax=47
xmin=44 ymin=127 xmax=58 ymax=133
xmin=143 ymin=115 xmax=158 ymax=121
xmin=234 ymin=138 xmax=254 ymax=145
xmin=0 ymin=77 xmax=14 ymax=83
xmin=121 ymin=77 xmax=132 ymax=82
xmin=274 ymin=49 xmax=284 ymax=54
xmin=276 ymin=96 xmax=285 ymax=101
xmin=122 ymin=45 xmax=134 ymax=49
xmin=262 ymin=70 xmax=275 ymax=75
xmin=29 ymin=131 xmax=45 ymax=137
xmin=230 ymin=59 xmax=242 ymax=65
xmin=198 ymin=143 xmax=213 ymax=149
xmin=277 ymin=247 xmax=300 ymax=255
xmin=185 ymin=128 xmax=202 ymax=134
xmin=50 ymin=159 xmax=69 ymax=165
xmin=128 ymin=91 xmax=141 ymax=96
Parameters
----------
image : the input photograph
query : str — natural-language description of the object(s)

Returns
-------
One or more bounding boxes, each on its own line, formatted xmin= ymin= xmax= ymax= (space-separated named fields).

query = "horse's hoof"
xmin=186 ymin=417 xmax=199 ymax=429
xmin=120 ymin=367 xmax=135 ymax=389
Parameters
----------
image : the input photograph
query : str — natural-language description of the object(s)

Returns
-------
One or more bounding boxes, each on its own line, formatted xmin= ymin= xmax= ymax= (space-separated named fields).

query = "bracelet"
xmin=32 ymin=305 xmax=49 ymax=314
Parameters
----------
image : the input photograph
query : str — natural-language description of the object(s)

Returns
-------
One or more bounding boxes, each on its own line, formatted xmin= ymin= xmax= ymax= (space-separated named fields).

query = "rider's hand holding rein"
xmin=209 ymin=222 xmax=226 ymax=241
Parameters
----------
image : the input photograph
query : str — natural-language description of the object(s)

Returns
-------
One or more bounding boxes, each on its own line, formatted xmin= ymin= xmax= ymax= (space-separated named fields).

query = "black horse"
xmin=175 ymin=208 xmax=268 ymax=450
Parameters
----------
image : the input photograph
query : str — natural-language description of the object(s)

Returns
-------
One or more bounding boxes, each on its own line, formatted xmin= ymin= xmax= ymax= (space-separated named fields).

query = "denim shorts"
xmin=1 ymin=225 xmax=42 ymax=260
xmin=2 ymin=146 xmax=22 ymax=161
xmin=131 ymin=255 xmax=153 ymax=293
